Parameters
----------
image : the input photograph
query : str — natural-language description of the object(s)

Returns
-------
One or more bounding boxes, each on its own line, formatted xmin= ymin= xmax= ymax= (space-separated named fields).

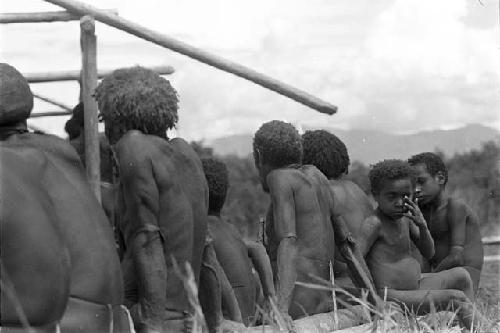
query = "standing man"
xmin=95 ymin=66 xmax=208 ymax=332
xmin=253 ymin=120 xmax=373 ymax=324
xmin=0 ymin=63 xmax=130 ymax=332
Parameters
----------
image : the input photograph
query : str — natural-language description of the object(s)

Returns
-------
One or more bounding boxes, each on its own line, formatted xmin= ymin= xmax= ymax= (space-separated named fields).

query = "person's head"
xmin=369 ymin=159 xmax=415 ymax=220
xmin=95 ymin=66 xmax=179 ymax=145
xmin=302 ymin=129 xmax=349 ymax=179
xmin=0 ymin=63 xmax=33 ymax=127
xmin=408 ymin=152 xmax=447 ymax=205
xmin=64 ymin=102 xmax=84 ymax=140
xmin=202 ymin=158 xmax=229 ymax=214
xmin=253 ymin=120 xmax=302 ymax=191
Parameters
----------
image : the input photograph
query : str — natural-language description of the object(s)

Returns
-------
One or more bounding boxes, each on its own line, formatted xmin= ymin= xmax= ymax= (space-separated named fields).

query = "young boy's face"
xmin=413 ymin=163 xmax=442 ymax=205
xmin=375 ymin=178 xmax=413 ymax=220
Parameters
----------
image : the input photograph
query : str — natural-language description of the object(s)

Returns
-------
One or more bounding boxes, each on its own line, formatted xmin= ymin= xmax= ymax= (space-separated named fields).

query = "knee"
xmin=449 ymin=290 xmax=468 ymax=304
xmin=454 ymin=267 xmax=473 ymax=291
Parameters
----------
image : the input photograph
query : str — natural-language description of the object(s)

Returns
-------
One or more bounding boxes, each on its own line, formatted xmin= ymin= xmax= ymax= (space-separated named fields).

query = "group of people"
xmin=0 ymin=63 xmax=484 ymax=333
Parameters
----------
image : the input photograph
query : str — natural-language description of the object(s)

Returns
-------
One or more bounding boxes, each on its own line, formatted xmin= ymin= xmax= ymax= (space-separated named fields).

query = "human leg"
xmin=386 ymin=288 xmax=475 ymax=329
xmin=420 ymin=267 xmax=474 ymax=300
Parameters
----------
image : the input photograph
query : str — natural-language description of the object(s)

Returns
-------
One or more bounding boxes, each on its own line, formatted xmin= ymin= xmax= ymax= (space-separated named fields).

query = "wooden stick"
xmin=80 ymin=15 xmax=101 ymax=203
xmin=24 ymin=65 xmax=175 ymax=83
xmin=32 ymin=92 xmax=72 ymax=111
xmin=30 ymin=110 xmax=72 ymax=118
xmin=0 ymin=9 xmax=117 ymax=24
xmin=43 ymin=0 xmax=338 ymax=115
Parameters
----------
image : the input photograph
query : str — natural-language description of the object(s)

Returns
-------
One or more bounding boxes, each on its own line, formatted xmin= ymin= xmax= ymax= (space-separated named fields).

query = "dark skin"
xmin=258 ymin=158 xmax=374 ymax=323
xmin=413 ymin=163 xmax=484 ymax=293
xmin=112 ymin=130 xmax=208 ymax=333
xmin=203 ymin=213 xmax=276 ymax=327
xmin=358 ymin=178 xmax=476 ymax=329
xmin=327 ymin=178 xmax=374 ymax=287
xmin=1 ymin=127 xmax=124 ymax=330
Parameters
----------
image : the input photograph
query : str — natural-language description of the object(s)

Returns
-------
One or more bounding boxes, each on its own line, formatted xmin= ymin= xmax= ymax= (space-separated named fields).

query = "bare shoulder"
xmin=447 ymin=196 xmax=469 ymax=216
xmin=7 ymin=133 xmax=81 ymax=165
xmin=267 ymin=168 xmax=297 ymax=191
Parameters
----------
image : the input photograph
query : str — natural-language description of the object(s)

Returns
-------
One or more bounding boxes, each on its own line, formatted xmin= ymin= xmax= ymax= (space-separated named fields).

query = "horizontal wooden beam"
xmin=0 ymin=9 xmax=117 ymax=24
xmin=482 ymin=236 xmax=500 ymax=245
xmin=43 ymin=0 xmax=337 ymax=115
xmin=30 ymin=110 xmax=72 ymax=118
xmin=24 ymin=65 xmax=175 ymax=83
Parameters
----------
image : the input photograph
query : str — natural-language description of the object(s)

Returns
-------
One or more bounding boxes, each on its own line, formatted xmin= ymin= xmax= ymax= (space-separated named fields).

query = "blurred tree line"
xmin=192 ymin=140 xmax=500 ymax=238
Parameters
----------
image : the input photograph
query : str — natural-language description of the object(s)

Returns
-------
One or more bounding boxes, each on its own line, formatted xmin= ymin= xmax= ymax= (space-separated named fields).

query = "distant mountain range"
xmin=208 ymin=124 xmax=500 ymax=165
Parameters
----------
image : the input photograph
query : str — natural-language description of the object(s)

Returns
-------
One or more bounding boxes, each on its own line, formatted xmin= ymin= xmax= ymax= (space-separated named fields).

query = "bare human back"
xmin=0 ymin=63 xmax=127 ymax=332
xmin=96 ymin=67 xmax=208 ymax=332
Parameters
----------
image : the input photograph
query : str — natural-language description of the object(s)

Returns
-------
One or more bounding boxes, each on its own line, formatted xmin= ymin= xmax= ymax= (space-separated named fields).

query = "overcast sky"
xmin=1 ymin=0 xmax=499 ymax=141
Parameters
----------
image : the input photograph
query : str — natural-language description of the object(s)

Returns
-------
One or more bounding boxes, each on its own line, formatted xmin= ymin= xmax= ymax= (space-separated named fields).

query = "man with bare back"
xmin=302 ymin=130 xmax=374 ymax=289
xmin=358 ymin=159 xmax=477 ymax=329
xmin=199 ymin=157 xmax=276 ymax=330
xmin=95 ymin=66 xmax=208 ymax=332
xmin=0 ymin=63 xmax=129 ymax=332
xmin=253 ymin=121 xmax=373 ymax=325
xmin=408 ymin=152 xmax=484 ymax=295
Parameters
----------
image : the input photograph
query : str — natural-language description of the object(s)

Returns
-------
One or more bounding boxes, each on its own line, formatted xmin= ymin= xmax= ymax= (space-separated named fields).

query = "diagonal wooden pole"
xmin=43 ymin=0 xmax=337 ymax=115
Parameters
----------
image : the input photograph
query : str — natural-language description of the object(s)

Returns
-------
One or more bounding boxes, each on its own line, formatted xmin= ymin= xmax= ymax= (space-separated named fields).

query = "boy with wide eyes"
xmin=408 ymin=152 xmax=484 ymax=295
xmin=358 ymin=159 xmax=477 ymax=329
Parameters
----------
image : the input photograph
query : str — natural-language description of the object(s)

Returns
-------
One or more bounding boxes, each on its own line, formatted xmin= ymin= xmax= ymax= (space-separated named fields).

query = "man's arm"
xmin=434 ymin=200 xmax=466 ymax=272
xmin=267 ymin=172 xmax=297 ymax=314
xmin=245 ymin=240 xmax=276 ymax=299
xmin=117 ymin=143 xmax=167 ymax=331
xmin=405 ymin=197 xmax=435 ymax=260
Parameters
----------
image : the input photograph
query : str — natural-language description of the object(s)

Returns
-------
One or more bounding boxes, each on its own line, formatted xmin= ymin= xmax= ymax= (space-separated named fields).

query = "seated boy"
xmin=302 ymin=130 xmax=374 ymax=289
xmin=199 ymin=158 xmax=276 ymax=329
xmin=408 ymin=152 xmax=484 ymax=294
xmin=358 ymin=159 xmax=477 ymax=329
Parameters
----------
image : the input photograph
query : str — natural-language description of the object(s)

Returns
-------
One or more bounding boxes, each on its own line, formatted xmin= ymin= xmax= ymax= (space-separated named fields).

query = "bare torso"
xmin=207 ymin=216 xmax=256 ymax=323
xmin=1 ymin=133 xmax=123 ymax=326
xmin=329 ymin=179 xmax=374 ymax=236
xmin=366 ymin=211 xmax=422 ymax=290
xmin=421 ymin=196 xmax=483 ymax=271
xmin=116 ymin=131 xmax=208 ymax=313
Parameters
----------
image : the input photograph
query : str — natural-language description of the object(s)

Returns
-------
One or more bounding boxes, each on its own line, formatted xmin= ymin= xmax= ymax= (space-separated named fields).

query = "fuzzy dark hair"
xmin=94 ymin=66 xmax=179 ymax=137
xmin=64 ymin=102 xmax=84 ymax=140
xmin=302 ymin=130 xmax=349 ymax=179
xmin=253 ymin=120 xmax=302 ymax=167
xmin=408 ymin=152 xmax=448 ymax=185
xmin=369 ymin=159 xmax=416 ymax=195
xmin=202 ymin=158 xmax=229 ymax=213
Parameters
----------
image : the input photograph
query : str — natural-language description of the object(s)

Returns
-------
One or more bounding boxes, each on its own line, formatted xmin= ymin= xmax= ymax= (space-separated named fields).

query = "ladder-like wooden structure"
xmin=1 ymin=0 xmax=339 ymax=202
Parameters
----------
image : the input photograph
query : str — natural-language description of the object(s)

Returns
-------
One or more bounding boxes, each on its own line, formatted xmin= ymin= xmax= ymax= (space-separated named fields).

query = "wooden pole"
xmin=30 ymin=110 xmax=72 ymax=118
xmin=32 ymin=92 xmax=73 ymax=111
xmin=0 ymin=10 xmax=117 ymax=24
xmin=80 ymin=15 xmax=101 ymax=202
xmin=43 ymin=0 xmax=338 ymax=115
xmin=24 ymin=65 xmax=175 ymax=83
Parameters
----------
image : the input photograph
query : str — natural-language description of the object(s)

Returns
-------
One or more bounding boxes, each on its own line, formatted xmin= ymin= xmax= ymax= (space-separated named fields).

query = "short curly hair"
xmin=369 ymin=159 xmax=416 ymax=195
xmin=202 ymin=158 xmax=229 ymax=213
xmin=408 ymin=152 xmax=448 ymax=185
xmin=95 ymin=66 xmax=178 ymax=139
xmin=253 ymin=120 xmax=302 ymax=168
xmin=302 ymin=130 xmax=349 ymax=179
xmin=64 ymin=102 xmax=84 ymax=140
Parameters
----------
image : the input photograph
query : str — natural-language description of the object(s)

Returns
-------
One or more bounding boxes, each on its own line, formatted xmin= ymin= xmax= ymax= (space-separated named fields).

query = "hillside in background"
xmin=209 ymin=124 xmax=500 ymax=165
